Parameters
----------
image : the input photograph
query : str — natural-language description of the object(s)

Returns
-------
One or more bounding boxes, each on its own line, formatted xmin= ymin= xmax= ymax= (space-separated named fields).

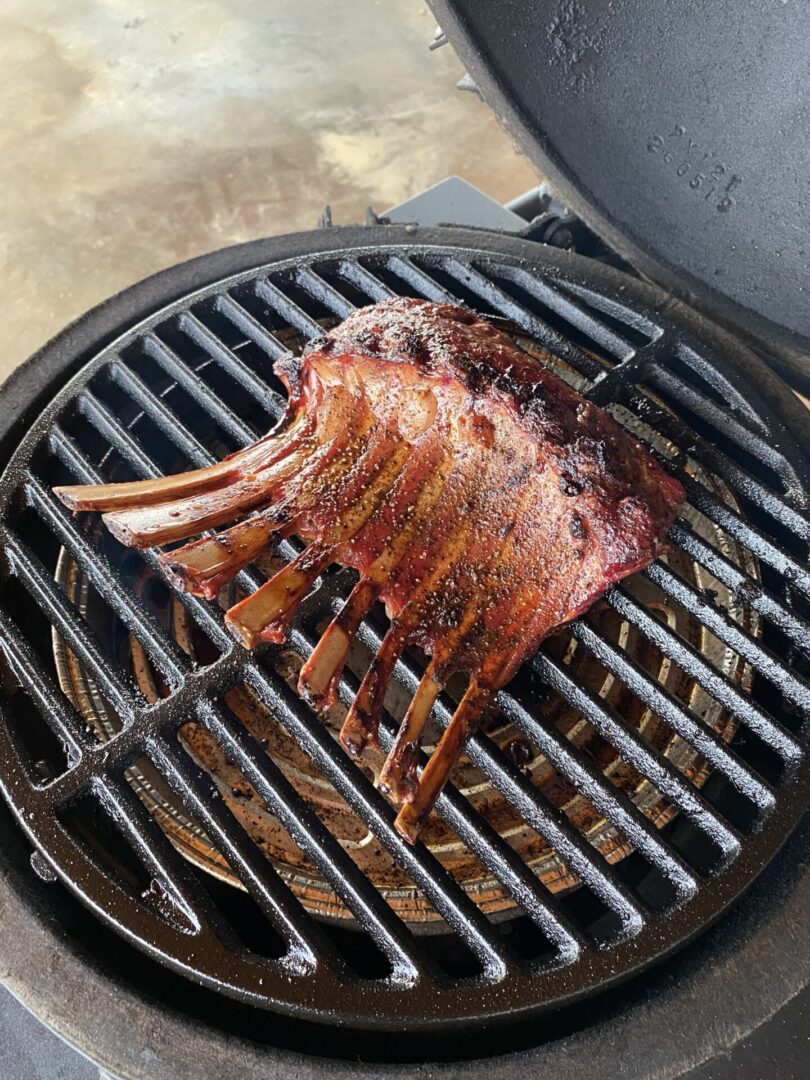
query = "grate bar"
xmin=93 ymin=774 xmax=208 ymax=935
xmin=413 ymin=776 xmax=585 ymax=963
xmin=636 ymin=378 xmax=809 ymax=534
xmin=585 ymin=361 xmax=645 ymax=406
xmin=451 ymin=705 xmax=646 ymax=934
xmin=0 ymin=605 xmax=87 ymax=763
xmin=583 ymin=337 xmax=668 ymax=406
xmin=78 ymin=390 xmax=163 ymax=478
xmin=531 ymin=651 xmax=741 ymax=862
xmin=644 ymin=559 xmax=810 ymax=712
xmin=110 ymin=361 xmax=210 ymax=467
xmin=649 ymin=364 xmax=800 ymax=482
xmin=480 ymin=740 xmax=646 ymax=931
xmin=619 ymin=381 xmax=807 ymax=534
xmin=148 ymin=737 xmax=333 ymax=977
xmin=542 ymin=276 xmax=663 ymax=342
xmin=674 ymin=344 xmax=771 ymax=433
xmin=482 ymin=260 xmax=638 ymax=361
xmin=2 ymin=527 xmax=138 ymax=719
xmin=199 ymin=700 xmax=427 ymax=985
xmin=608 ymin=586 xmax=802 ymax=764
xmin=501 ymin=687 xmax=708 ymax=891
xmin=501 ymin=673 xmax=708 ymax=885
xmin=337 ymin=259 xmax=397 ymax=301
xmin=295 ymin=266 xmax=356 ymax=319
xmin=111 ymin=363 xmax=216 ymax=465
xmin=298 ymin=622 xmax=586 ymax=961
xmin=668 ymin=519 xmax=810 ymax=653
xmin=142 ymin=333 xmax=259 ymax=446
xmin=24 ymin=477 xmax=190 ymax=687
xmin=386 ymin=255 xmax=459 ymax=303
xmin=34 ymin=650 xmax=244 ymax=809
xmin=254 ymin=277 xmax=324 ymax=339
xmin=245 ymin=663 xmax=512 ymax=981
xmin=679 ymin=477 xmax=810 ymax=598
xmin=92 ymin=772 xmax=324 ymax=980
xmin=177 ymin=311 xmax=283 ymax=412
xmin=624 ymin=417 xmax=810 ymax=598
xmin=86 ymin=376 xmax=227 ymax=475
xmin=439 ymin=258 xmax=613 ymax=384
xmin=471 ymin=729 xmax=647 ymax=930
xmin=348 ymin=616 xmax=646 ymax=932
xmin=570 ymin=620 xmax=776 ymax=811
xmin=214 ymin=294 xmax=292 ymax=362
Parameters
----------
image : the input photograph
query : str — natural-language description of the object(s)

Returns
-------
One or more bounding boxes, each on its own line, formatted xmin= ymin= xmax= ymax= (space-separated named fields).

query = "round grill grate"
xmin=0 ymin=227 xmax=808 ymax=1030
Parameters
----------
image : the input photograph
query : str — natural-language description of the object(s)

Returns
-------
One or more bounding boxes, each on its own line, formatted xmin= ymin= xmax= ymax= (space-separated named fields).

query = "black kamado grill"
xmin=0 ymin=4 xmax=809 ymax=1078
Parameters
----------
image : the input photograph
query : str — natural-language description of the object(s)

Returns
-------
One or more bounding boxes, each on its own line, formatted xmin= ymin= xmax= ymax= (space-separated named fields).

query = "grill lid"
xmin=428 ymin=0 xmax=810 ymax=381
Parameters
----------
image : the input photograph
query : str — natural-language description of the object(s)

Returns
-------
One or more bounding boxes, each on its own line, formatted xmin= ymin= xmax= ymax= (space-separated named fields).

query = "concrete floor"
xmin=0 ymin=0 xmax=537 ymax=379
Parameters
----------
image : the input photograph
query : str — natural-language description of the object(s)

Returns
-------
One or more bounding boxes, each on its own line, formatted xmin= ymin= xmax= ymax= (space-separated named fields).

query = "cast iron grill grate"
xmin=0 ymin=238 xmax=808 ymax=1029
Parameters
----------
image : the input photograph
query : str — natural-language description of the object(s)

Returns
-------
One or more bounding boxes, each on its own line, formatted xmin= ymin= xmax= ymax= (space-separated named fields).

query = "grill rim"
xmin=2 ymin=794 xmax=809 ymax=1077
xmin=0 ymin=224 xmax=809 ymax=1041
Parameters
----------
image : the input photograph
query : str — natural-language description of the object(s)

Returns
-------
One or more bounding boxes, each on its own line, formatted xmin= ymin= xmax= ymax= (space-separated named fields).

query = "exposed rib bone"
xmin=340 ymin=617 xmax=413 ymax=756
xmin=378 ymin=663 xmax=443 ymax=802
xmin=93 ymin=384 xmax=368 ymax=547
xmin=54 ymin=418 xmax=309 ymax=512
xmin=338 ymin=496 xmax=474 ymax=758
xmin=159 ymin=505 xmax=292 ymax=599
xmin=157 ymin=418 xmax=385 ymax=596
xmin=226 ymin=435 xmax=411 ymax=646
xmin=394 ymin=679 xmax=495 ymax=843
xmin=100 ymin=429 xmax=351 ymax=548
xmin=226 ymin=541 xmax=333 ymax=647
xmin=377 ymin=464 xmax=533 ymax=800
xmin=298 ymin=574 xmax=381 ymax=708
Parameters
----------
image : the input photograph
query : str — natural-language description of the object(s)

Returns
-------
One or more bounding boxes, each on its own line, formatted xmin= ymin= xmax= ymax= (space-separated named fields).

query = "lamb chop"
xmin=55 ymin=298 xmax=685 ymax=843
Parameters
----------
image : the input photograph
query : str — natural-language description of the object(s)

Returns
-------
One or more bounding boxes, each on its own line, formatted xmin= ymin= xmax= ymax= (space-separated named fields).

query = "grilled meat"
xmin=55 ymin=298 xmax=685 ymax=843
